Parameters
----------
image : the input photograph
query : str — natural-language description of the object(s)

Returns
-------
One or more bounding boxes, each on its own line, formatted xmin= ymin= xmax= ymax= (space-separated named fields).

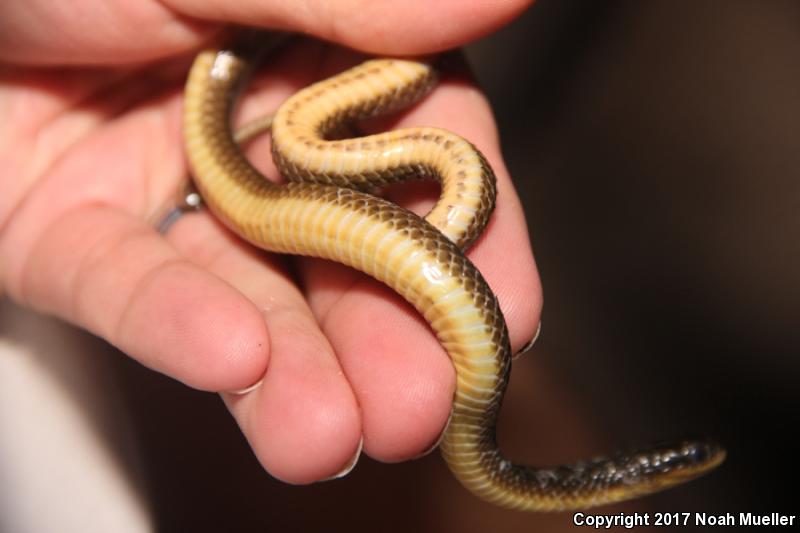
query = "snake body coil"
xmin=183 ymin=38 xmax=724 ymax=511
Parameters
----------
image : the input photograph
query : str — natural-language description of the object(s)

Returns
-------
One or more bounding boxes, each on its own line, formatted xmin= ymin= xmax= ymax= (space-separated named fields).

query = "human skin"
xmin=0 ymin=0 xmax=541 ymax=484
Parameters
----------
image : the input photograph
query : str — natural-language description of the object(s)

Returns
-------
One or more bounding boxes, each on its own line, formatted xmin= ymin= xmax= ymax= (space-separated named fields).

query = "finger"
xmin=1 ymin=0 xmax=534 ymax=64
xmin=2 ymin=204 xmax=268 ymax=392
xmin=165 ymin=0 xmax=534 ymax=55
xmin=166 ymin=211 xmax=362 ymax=484
xmin=297 ymin=54 xmax=541 ymax=461
xmin=164 ymin=44 xmax=361 ymax=482
xmin=0 ymin=1 xmax=215 ymax=65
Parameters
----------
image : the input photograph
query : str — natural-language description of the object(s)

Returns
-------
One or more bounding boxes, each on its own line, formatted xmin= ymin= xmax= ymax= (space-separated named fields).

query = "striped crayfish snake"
xmin=183 ymin=34 xmax=724 ymax=511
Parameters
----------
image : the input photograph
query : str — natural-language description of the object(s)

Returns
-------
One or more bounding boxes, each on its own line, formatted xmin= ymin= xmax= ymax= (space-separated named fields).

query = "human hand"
xmin=0 ymin=0 xmax=540 ymax=483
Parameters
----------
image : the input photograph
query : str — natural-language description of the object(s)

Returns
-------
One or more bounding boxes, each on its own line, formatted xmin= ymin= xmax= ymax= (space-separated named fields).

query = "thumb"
xmin=0 ymin=0 xmax=533 ymax=65
xmin=166 ymin=0 xmax=534 ymax=54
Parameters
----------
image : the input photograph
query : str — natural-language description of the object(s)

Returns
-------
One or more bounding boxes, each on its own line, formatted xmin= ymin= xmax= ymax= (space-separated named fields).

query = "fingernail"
xmin=413 ymin=407 xmax=454 ymax=459
xmin=227 ymin=378 xmax=263 ymax=395
xmin=322 ymin=436 xmax=363 ymax=481
xmin=514 ymin=321 xmax=541 ymax=359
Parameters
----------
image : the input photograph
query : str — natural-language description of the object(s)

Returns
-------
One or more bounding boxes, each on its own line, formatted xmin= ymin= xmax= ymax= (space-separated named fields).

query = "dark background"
xmin=62 ymin=1 xmax=800 ymax=530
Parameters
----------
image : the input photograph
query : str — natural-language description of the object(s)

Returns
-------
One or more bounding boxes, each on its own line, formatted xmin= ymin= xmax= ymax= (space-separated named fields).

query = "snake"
xmin=182 ymin=34 xmax=725 ymax=511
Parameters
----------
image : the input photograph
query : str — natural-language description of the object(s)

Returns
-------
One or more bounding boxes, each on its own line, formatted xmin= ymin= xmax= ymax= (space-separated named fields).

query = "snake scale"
xmin=183 ymin=34 xmax=724 ymax=511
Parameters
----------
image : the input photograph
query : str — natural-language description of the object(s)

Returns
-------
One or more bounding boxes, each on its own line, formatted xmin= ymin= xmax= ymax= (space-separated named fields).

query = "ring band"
xmin=153 ymin=181 xmax=203 ymax=234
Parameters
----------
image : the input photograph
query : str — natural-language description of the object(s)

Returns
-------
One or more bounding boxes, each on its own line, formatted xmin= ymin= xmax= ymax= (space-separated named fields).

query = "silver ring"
xmin=153 ymin=181 xmax=204 ymax=234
